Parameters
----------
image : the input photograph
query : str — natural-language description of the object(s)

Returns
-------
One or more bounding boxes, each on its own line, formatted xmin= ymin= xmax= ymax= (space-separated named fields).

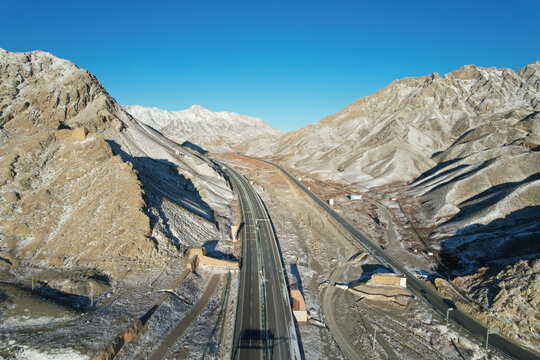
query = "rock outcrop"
xmin=0 ymin=48 xmax=124 ymax=135
xmin=0 ymin=48 xmax=235 ymax=284
xmin=436 ymin=260 xmax=540 ymax=349
xmin=0 ymin=127 xmax=152 ymax=271
xmin=0 ymin=49 xmax=152 ymax=277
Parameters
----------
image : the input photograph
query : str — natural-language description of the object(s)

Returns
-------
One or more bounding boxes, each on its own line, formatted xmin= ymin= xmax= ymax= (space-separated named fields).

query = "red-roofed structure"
xmin=290 ymin=289 xmax=307 ymax=322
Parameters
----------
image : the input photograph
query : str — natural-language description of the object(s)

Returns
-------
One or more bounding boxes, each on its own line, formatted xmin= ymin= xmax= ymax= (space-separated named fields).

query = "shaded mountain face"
xmin=0 ymin=49 xmax=235 ymax=282
xmin=123 ymin=104 xmax=284 ymax=155
xmin=273 ymin=62 xmax=540 ymax=187
xmin=392 ymin=64 xmax=540 ymax=277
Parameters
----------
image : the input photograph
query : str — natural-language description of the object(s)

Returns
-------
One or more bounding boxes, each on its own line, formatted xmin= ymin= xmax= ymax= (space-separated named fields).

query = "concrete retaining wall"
xmin=186 ymin=247 xmax=239 ymax=271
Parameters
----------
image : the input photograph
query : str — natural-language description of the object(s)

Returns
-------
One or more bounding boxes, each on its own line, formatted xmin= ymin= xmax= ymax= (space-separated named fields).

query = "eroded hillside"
xmin=0 ymin=49 xmax=152 ymax=276
xmin=273 ymin=62 xmax=540 ymax=187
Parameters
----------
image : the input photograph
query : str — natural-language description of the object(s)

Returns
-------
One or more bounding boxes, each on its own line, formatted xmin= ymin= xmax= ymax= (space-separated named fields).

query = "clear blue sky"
xmin=1 ymin=0 xmax=539 ymax=131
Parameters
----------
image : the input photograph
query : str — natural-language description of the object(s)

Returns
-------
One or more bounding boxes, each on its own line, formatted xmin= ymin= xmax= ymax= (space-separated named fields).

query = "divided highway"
xmin=219 ymin=161 xmax=300 ymax=360
xmin=263 ymin=160 xmax=539 ymax=360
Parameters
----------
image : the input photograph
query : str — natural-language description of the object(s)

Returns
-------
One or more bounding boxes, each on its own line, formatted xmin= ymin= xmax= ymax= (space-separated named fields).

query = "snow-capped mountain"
xmin=123 ymin=104 xmax=283 ymax=155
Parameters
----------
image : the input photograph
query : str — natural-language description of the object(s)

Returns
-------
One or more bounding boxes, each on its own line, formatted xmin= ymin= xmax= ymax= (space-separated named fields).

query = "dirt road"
xmin=148 ymin=274 xmax=221 ymax=360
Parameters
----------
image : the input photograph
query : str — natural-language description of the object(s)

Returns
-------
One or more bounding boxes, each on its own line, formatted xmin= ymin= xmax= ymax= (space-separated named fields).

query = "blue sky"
xmin=1 ymin=0 xmax=539 ymax=131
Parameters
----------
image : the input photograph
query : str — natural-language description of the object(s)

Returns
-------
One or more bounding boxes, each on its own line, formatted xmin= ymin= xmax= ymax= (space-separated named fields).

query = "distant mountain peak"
xmin=123 ymin=104 xmax=283 ymax=155
xmin=188 ymin=104 xmax=205 ymax=111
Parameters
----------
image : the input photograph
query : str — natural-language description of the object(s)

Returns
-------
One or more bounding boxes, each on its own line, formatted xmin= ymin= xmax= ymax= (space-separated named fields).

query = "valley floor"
xmin=0 ymin=150 xmax=533 ymax=359
xmin=217 ymin=153 xmax=506 ymax=360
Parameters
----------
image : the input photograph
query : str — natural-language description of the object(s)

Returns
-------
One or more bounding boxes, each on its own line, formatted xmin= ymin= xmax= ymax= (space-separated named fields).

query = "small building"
xmin=349 ymin=194 xmax=363 ymax=200
xmin=290 ymin=289 xmax=307 ymax=322
xmin=231 ymin=225 xmax=239 ymax=242
xmin=328 ymin=199 xmax=334 ymax=205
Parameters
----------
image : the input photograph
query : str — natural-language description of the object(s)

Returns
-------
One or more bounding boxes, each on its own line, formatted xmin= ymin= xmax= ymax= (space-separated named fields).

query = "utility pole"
xmin=90 ymin=283 xmax=94 ymax=307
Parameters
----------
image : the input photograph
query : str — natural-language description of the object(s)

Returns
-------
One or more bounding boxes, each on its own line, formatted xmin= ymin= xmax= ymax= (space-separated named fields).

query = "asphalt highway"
xmin=264 ymin=160 xmax=540 ymax=360
xmin=220 ymin=161 xmax=300 ymax=360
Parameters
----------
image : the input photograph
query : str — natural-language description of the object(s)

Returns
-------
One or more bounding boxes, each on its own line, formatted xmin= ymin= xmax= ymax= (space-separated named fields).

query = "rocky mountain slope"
xmin=0 ymin=48 xmax=235 ymax=287
xmin=390 ymin=65 xmax=540 ymax=279
xmin=273 ymin=62 xmax=540 ymax=187
xmin=452 ymin=259 xmax=540 ymax=348
xmin=407 ymin=108 xmax=540 ymax=272
xmin=0 ymin=48 xmax=239 ymax=358
xmin=271 ymin=60 xmax=540 ymax=276
xmin=123 ymin=104 xmax=283 ymax=155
